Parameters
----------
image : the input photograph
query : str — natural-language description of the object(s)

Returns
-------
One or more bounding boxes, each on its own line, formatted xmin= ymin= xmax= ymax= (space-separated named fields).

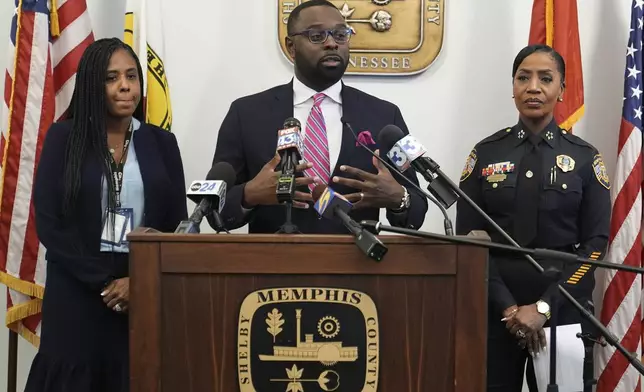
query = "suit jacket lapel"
xmin=334 ymin=82 xmax=360 ymax=177
xmin=262 ymin=82 xmax=294 ymax=163
xmin=132 ymin=126 xmax=155 ymax=221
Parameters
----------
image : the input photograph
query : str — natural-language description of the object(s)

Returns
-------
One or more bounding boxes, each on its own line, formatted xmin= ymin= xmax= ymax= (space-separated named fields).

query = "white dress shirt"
xmin=293 ymin=76 xmax=344 ymax=173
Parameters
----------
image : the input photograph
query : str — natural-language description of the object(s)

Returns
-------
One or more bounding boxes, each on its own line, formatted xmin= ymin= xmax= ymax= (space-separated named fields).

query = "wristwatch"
xmin=536 ymin=300 xmax=551 ymax=320
xmin=391 ymin=186 xmax=411 ymax=212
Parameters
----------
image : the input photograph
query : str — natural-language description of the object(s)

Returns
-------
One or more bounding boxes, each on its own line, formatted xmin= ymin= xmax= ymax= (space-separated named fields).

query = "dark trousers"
xmin=487 ymin=308 xmax=596 ymax=392
xmin=487 ymin=314 xmax=538 ymax=392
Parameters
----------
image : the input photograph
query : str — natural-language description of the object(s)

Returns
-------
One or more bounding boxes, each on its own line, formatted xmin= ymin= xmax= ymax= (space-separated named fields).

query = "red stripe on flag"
xmin=18 ymin=51 xmax=55 ymax=282
xmin=600 ymin=241 xmax=641 ymax=325
xmin=597 ymin=310 xmax=642 ymax=392
xmin=53 ymin=33 xmax=93 ymax=93
xmin=0 ymin=12 xmax=35 ymax=267
xmin=608 ymin=156 xmax=642 ymax=242
xmin=56 ymin=0 xmax=88 ymax=32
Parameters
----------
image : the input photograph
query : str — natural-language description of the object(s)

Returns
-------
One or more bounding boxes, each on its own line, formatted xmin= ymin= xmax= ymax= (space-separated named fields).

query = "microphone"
xmin=341 ymin=118 xmax=453 ymax=236
xmin=175 ymin=162 xmax=236 ymax=234
xmin=379 ymin=125 xmax=459 ymax=209
xmin=312 ymin=185 xmax=387 ymax=262
xmin=275 ymin=117 xmax=303 ymax=204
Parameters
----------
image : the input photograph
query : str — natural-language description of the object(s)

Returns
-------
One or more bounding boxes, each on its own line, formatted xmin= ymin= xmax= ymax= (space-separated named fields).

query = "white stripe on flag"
xmin=6 ymin=14 xmax=49 ymax=278
xmin=54 ymin=66 xmax=75 ymax=120
xmin=51 ymin=9 xmax=92 ymax=68
xmin=611 ymin=126 xmax=641 ymax=208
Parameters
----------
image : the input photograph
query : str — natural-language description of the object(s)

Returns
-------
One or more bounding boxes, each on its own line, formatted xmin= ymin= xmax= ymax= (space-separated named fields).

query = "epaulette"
xmin=477 ymin=127 xmax=513 ymax=147
xmin=559 ymin=128 xmax=596 ymax=151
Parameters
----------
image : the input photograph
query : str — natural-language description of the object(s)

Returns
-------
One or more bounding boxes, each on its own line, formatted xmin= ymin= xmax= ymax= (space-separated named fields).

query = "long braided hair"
xmin=62 ymin=38 xmax=144 ymax=217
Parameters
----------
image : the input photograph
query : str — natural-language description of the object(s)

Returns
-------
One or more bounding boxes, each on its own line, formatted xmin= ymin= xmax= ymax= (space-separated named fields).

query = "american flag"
xmin=0 ymin=0 xmax=93 ymax=345
xmin=594 ymin=0 xmax=644 ymax=390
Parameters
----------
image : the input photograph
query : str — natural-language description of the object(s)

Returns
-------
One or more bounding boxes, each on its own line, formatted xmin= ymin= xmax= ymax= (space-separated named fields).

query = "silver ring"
xmin=114 ymin=304 xmax=123 ymax=312
xmin=516 ymin=330 xmax=526 ymax=338
xmin=360 ymin=192 xmax=364 ymax=201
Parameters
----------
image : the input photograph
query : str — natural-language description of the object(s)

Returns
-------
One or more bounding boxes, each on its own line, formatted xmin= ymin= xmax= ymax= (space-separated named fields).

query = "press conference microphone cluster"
xmin=311 ymin=185 xmax=387 ymax=262
xmin=355 ymin=124 xmax=644 ymax=380
xmin=379 ymin=125 xmax=459 ymax=210
xmin=341 ymin=118 xmax=454 ymax=236
xmin=275 ymin=117 xmax=303 ymax=203
xmin=175 ymin=162 xmax=236 ymax=234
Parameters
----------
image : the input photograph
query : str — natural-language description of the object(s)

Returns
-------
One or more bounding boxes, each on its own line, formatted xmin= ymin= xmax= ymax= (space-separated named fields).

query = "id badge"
xmin=101 ymin=208 xmax=134 ymax=245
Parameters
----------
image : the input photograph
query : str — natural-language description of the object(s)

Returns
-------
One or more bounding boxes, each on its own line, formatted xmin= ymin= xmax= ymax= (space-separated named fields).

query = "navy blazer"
xmin=212 ymin=80 xmax=428 ymax=234
xmin=33 ymin=120 xmax=187 ymax=291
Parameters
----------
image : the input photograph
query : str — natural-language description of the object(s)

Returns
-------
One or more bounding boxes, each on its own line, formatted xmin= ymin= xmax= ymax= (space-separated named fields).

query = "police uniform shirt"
xmin=455 ymin=118 xmax=611 ymax=316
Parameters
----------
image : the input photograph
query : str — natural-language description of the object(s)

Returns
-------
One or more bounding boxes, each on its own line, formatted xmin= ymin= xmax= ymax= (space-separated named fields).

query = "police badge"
xmin=556 ymin=155 xmax=575 ymax=172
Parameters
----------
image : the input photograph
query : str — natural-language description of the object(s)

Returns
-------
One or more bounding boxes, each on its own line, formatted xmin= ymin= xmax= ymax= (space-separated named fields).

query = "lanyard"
xmin=109 ymin=121 xmax=133 ymax=208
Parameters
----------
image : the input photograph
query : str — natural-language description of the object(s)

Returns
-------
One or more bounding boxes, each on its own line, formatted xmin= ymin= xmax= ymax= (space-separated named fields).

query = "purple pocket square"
xmin=356 ymin=131 xmax=376 ymax=146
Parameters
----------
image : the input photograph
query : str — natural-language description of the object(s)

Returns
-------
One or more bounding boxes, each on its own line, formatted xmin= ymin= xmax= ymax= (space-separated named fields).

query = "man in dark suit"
xmin=212 ymin=0 xmax=427 ymax=234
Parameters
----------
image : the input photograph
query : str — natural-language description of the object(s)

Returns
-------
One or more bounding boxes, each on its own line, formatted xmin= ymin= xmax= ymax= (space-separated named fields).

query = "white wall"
xmin=0 ymin=0 xmax=632 ymax=390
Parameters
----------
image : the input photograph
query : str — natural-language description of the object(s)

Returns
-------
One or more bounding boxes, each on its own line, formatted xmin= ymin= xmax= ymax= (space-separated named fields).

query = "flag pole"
xmin=7 ymin=329 xmax=17 ymax=392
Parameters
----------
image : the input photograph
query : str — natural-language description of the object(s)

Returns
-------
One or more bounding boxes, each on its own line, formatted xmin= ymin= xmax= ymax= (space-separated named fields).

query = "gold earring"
xmin=558 ymin=97 xmax=563 ymax=102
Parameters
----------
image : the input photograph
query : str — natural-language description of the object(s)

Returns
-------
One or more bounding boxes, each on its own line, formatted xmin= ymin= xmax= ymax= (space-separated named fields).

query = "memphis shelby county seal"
xmin=237 ymin=287 xmax=379 ymax=391
xmin=278 ymin=0 xmax=445 ymax=75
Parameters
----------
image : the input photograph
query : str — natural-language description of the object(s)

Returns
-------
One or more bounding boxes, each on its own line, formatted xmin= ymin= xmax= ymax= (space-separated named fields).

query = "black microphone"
xmin=275 ymin=117 xmax=303 ymax=203
xmin=341 ymin=118 xmax=454 ymax=236
xmin=312 ymin=184 xmax=387 ymax=262
xmin=378 ymin=124 xmax=459 ymax=209
xmin=176 ymin=162 xmax=236 ymax=234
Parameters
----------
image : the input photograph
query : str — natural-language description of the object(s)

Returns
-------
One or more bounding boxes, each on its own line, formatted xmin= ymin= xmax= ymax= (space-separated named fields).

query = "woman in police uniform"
xmin=456 ymin=44 xmax=611 ymax=391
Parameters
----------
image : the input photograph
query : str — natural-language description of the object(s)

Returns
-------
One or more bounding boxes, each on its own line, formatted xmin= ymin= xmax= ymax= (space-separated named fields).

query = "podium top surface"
xmin=127 ymin=230 xmax=450 ymax=245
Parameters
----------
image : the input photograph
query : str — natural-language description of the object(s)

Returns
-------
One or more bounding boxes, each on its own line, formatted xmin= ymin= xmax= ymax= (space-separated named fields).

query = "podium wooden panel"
xmin=128 ymin=233 xmax=488 ymax=392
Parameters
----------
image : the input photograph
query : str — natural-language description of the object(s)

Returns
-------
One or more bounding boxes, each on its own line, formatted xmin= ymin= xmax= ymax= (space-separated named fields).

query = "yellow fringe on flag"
xmin=0 ymin=271 xmax=45 ymax=299
xmin=5 ymin=298 xmax=42 ymax=326
xmin=50 ymin=0 xmax=60 ymax=37
xmin=559 ymin=105 xmax=585 ymax=131
xmin=545 ymin=0 xmax=554 ymax=46
xmin=8 ymin=318 xmax=41 ymax=347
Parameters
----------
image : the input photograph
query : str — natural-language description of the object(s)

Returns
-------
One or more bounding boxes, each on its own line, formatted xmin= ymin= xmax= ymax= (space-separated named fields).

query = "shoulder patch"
xmin=592 ymin=153 xmax=610 ymax=190
xmin=460 ymin=148 xmax=477 ymax=182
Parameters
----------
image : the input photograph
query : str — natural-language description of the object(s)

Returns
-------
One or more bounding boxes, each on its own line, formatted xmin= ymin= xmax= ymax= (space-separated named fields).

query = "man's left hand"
xmin=332 ymin=150 xmax=405 ymax=210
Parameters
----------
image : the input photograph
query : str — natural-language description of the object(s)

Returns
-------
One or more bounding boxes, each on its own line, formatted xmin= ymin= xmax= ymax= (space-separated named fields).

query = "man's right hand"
xmin=243 ymin=153 xmax=318 ymax=209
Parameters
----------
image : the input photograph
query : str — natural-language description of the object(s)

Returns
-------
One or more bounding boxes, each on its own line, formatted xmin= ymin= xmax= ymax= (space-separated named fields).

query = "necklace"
xmin=108 ymin=120 xmax=133 ymax=155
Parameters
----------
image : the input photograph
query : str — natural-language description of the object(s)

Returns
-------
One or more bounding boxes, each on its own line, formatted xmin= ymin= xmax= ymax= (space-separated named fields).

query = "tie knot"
xmin=529 ymin=133 xmax=541 ymax=147
xmin=313 ymin=93 xmax=326 ymax=106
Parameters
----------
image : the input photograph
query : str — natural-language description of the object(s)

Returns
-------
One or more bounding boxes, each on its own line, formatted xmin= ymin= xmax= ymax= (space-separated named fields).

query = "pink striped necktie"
xmin=303 ymin=93 xmax=331 ymax=191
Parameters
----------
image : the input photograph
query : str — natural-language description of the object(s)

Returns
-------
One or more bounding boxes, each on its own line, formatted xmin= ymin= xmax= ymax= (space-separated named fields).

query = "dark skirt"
xmin=25 ymin=253 xmax=129 ymax=392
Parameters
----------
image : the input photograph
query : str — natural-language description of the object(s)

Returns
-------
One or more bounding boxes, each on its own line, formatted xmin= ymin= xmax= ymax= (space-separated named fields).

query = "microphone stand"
xmin=363 ymin=220 xmax=644 ymax=384
xmin=276 ymin=200 xmax=300 ymax=234
xmin=360 ymin=220 xmax=644 ymax=382
xmin=275 ymin=155 xmax=301 ymax=234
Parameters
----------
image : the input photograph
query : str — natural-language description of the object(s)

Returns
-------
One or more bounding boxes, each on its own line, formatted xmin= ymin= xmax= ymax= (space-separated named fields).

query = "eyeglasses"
xmin=289 ymin=27 xmax=353 ymax=44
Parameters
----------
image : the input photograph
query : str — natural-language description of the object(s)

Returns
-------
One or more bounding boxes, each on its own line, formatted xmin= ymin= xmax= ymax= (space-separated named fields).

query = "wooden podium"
xmin=128 ymin=232 xmax=488 ymax=392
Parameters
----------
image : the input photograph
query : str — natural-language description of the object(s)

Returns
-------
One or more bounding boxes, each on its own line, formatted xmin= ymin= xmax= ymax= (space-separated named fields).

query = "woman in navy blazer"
xmin=25 ymin=38 xmax=187 ymax=392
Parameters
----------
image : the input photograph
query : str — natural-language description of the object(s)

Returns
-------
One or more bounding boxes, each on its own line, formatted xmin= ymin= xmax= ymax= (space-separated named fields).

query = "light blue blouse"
xmin=100 ymin=118 xmax=145 ymax=253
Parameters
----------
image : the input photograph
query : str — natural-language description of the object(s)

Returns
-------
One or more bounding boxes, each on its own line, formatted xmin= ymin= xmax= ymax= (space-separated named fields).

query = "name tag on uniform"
xmin=101 ymin=208 xmax=134 ymax=246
